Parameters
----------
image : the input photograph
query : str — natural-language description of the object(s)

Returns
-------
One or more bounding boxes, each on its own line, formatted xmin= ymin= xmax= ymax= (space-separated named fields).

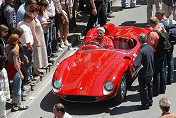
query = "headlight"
xmin=52 ymin=79 xmax=62 ymax=93
xmin=103 ymin=81 xmax=114 ymax=95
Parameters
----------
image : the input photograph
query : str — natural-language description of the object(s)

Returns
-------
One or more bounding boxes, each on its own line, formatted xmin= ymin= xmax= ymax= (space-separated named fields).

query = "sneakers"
xmin=58 ymin=47 xmax=63 ymax=52
xmin=61 ymin=42 xmax=66 ymax=48
xmin=60 ymin=41 xmax=71 ymax=48
xmin=64 ymin=40 xmax=71 ymax=46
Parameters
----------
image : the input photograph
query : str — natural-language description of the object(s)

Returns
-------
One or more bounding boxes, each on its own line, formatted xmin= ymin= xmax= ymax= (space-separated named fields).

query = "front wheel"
xmin=112 ymin=73 xmax=127 ymax=104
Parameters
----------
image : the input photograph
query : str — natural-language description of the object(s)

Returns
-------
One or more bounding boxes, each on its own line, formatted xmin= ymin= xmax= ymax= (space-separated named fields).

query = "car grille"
xmin=62 ymin=95 xmax=98 ymax=102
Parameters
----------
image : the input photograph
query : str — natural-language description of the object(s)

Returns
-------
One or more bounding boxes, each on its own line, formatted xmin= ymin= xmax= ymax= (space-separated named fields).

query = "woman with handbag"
xmin=5 ymin=34 xmax=28 ymax=112
xmin=12 ymin=28 xmax=29 ymax=95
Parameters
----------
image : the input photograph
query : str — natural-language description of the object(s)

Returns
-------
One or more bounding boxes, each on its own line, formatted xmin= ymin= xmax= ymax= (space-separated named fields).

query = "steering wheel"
xmin=82 ymin=41 xmax=102 ymax=50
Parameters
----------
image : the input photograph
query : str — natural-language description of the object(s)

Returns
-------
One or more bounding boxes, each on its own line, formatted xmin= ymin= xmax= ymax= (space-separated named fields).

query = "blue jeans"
xmin=121 ymin=0 xmax=136 ymax=7
xmin=107 ymin=0 xmax=111 ymax=15
xmin=153 ymin=53 xmax=166 ymax=96
xmin=13 ymin=72 xmax=22 ymax=104
xmin=165 ymin=45 xmax=174 ymax=84
xmin=44 ymin=32 xmax=52 ymax=59
xmin=23 ymin=47 xmax=33 ymax=82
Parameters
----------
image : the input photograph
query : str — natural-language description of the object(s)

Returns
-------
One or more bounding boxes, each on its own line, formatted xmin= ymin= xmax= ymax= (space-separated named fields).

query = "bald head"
xmin=55 ymin=103 xmax=65 ymax=113
xmin=159 ymin=98 xmax=171 ymax=112
xmin=148 ymin=17 xmax=159 ymax=26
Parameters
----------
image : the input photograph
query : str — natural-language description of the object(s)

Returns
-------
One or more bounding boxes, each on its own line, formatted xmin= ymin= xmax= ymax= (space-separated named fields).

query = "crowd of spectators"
xmin=133 ymin=0 xmax=176 ymax=111
xmin=0 ymin=0 xmax=99 ymax=117
xmin=0 ymin=0 xmax=115 ymax=116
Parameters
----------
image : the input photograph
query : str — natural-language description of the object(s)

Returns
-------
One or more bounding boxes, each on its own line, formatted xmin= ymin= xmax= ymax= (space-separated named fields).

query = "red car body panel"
xmin=52 ymin=24 xmax=151 ymax=102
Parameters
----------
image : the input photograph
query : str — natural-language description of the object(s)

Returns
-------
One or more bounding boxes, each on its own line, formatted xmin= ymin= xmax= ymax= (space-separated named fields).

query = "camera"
xmin=47 ymin=19 xmax=52 ymax=22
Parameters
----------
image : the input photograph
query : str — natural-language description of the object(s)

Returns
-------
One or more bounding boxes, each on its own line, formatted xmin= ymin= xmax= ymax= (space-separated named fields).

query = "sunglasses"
xmin=4 ymin=31 xmax=8 ymax=33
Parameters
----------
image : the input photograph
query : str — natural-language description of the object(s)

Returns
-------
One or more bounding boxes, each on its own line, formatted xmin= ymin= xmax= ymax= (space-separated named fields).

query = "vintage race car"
xmin=52 ymin=24 xmax=151 ymax=103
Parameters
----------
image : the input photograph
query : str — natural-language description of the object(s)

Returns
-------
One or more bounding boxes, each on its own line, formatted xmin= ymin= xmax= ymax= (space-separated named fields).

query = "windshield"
xmin=79 ymin=35 xmax=136 ymax=52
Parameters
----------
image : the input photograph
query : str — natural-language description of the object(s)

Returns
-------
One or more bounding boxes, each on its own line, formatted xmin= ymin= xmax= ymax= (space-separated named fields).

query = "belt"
xmin=49 ymin=17 xmax=55 ymax=20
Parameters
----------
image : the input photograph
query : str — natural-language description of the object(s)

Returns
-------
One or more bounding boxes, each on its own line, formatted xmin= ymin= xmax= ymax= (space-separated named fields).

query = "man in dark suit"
xmin=133 ymin=33 xmax=154 ymax=110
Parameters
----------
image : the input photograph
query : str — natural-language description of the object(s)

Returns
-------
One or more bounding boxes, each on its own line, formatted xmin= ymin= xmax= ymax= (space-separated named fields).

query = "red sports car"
xmin=52 ymin=24 xmax=151 ymax=103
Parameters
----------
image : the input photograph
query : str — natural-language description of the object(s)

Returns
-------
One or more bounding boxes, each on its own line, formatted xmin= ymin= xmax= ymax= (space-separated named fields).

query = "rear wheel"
xmin=112 ymin=73 xmax=127 ymax=104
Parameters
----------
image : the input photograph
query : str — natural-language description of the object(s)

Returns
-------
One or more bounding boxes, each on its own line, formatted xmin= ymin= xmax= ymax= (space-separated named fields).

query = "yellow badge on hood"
xmin=133 ymin=53 xmax=137 ymax=57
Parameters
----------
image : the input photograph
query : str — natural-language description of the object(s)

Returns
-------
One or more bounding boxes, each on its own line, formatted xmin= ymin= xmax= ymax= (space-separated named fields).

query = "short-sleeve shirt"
xmin=46 ymin=0 xmax=56 ymax=17
xmin=5 ymin=45 xmax=19 ymax=64
xmin=53 ymin=112 xmax=72 ymax=118
xmin=17 ymin=21 xmax=34 ymax=46
xmin=53 ymin=0 xmax=73 ymax=14
xmin=17 ymin=4 xmax=28 ymax=22
xmin=37 ymin=13 xmax=49 ymax=33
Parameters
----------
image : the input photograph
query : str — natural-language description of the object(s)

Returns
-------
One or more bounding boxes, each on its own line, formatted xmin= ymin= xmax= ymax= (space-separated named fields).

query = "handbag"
xmin=5 ymin=61 xmax=17 ymax=80
xmin=21 ymin=62 xmax=28 ymax=77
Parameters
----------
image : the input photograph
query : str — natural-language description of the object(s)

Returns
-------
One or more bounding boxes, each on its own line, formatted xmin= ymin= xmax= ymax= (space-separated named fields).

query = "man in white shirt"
xmin=53 ymin=103 xmax=72 ymax=118
xmin=17 ymin=11 xmax=34 ymax=83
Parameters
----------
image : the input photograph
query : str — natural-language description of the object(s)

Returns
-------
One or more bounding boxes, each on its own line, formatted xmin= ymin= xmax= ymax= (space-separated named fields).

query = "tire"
xmin=112 ymin=73 xmax=127 ymax=104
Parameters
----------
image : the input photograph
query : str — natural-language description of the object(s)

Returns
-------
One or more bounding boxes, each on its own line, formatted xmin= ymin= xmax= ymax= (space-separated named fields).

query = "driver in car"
xmin=92 ymin=27 xmax=114 ymax=49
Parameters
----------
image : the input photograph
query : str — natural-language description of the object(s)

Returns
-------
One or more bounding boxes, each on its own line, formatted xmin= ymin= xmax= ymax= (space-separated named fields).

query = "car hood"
xmin=69 ymin=50 xmax=120 ymax=75
xmin=55 ymin=50 xmax=126 ymax=95
xmin=61 ymin=74 xmax=105 ymax=96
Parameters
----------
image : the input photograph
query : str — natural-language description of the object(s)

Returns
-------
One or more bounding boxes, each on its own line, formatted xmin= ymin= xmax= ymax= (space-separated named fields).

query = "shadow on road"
xmin=107 ymin=105 xmax=140 ymax=115
xmin=40 ymin=91 xmax=60 ymax=113
xmin=120 ymin=21 xmax=147 ymax=28
xmin=111 ymin=6 xmax=123 ymax=12
xmin=125 ymin=93 xmax=140 ymax=102
xmin=40 ymin=88 xmax=141 ymax=115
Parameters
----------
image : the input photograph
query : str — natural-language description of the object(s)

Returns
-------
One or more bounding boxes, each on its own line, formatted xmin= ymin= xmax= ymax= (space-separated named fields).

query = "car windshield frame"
xmin=77 ymin=35 xmax=136 ymax=54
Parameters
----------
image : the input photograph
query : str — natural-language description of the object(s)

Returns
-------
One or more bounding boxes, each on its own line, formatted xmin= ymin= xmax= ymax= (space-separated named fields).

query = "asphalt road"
xmin=8 ymin=0 xmax=176 ymax=118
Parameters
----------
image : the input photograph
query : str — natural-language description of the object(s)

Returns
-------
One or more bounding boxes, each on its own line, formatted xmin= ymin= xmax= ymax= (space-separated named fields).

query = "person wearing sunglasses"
xmin=17 ymin=11 xmax=34 ymax=84
xmin=0 ymin=24 xmax=9 ymax=58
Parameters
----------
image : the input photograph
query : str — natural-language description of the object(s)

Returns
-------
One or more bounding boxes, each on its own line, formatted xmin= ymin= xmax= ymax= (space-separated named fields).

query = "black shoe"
xmin=11 ymin=106 xmax=18 ymax=112
xmin=48 ymin=59 xmax=55 ymax=64
xmin=25 ymin=81 xmax=32 ymax=85
xmin=160 ymin=91 xmax=165 ymax=94
xmin=153 ymin=93 xmax=158 ymax=97
xmin=51 ymin=54 xmax=58 ymax=58
xmin=18 ymin=106 xmax=29 ymax=110
xmin=149 ymin=102 xmax=153 ymax=106
xmin=137 ymin=105 xmax=149 ymax=110
xmin=167 ymin=81 xmax=172 ymax=85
